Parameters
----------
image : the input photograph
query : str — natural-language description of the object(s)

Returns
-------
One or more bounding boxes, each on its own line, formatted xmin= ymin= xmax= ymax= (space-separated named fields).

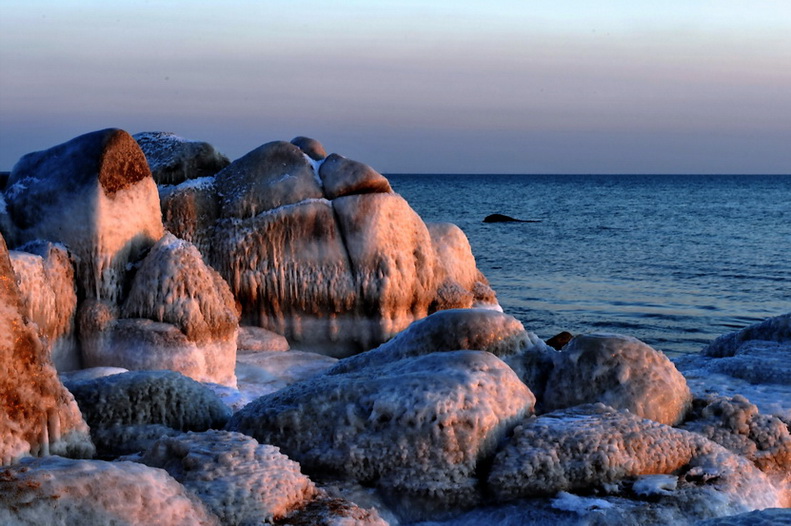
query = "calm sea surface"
xmin=387 ymin=174 xmax=791 ymax=355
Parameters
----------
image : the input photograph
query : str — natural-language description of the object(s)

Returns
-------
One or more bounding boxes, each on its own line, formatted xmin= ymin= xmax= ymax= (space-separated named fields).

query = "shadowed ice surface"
xmin=389 ymin=174 xmax=791 ymax=355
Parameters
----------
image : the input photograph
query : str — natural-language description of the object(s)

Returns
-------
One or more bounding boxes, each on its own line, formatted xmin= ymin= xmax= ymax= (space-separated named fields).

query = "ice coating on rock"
xmin=227 ymin=350 xmax=535 ymax=512
xmin=487 ymin=403 xmax=782 ymax=512
xmin=64 ymin=370 xmax=231 ymax=457
xmin=134 ymin=131 xmax=230 ymax=185
xmin=140 ymin=430 xmax=316 ymax=524
xmin=543 ymin=333 xmax=692 ymax=425
xmin=0 ymin=456 xmax=220 ymax=525
xmin=326 ymin=308 xmax=544 ymax=377
xmin=4 ymin=128 xmax=164 ymax=302
xmin=237 ymin=325 xmax=290 ymax=352
xmin=334 ymin=192 xmax=438 ymax=345
xmin=235 ymin=350 xmax=337 ymax=406
xmin=698 ymin=508 xmax=791 ymax=525
xmin=703 ymin=313 xmax=791 ymax=358
xmin=318 ymin=153 xmax=393 ymax=199
xmin=9 ymin=242 xmax=79 ymax=371
xmin=159 ymin=175 xmax=219 ymax=259
xmin=0 ymin=234 xmax=94 ymax=466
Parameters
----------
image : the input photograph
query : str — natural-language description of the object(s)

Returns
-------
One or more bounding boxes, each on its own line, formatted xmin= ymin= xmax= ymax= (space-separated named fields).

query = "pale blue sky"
xmin=1 ymin=1 xmax=790 ymax=173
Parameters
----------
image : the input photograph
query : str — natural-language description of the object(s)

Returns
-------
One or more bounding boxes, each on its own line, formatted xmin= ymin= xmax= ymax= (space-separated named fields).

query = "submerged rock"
xmin=227 ymin=351 xmax=534 ymax=516
xmin=0 ymin=456 xmax=220 ymax=525
xmin=543 ymin=333 xmax=692 ymax=425
xmin=0 ymin=234 xmax=94 ymax=466
xmin=134 ymin=131 xmax=230 ymax=185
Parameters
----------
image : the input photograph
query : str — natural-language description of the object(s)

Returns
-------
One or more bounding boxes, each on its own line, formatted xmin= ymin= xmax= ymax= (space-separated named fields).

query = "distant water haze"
xmin=388 ymin=173 xmax=791 ymax=355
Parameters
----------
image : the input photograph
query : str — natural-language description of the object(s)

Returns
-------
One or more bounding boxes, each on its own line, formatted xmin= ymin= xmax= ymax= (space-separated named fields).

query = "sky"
xmin=1 ymin=1 xmax=790 ymax=174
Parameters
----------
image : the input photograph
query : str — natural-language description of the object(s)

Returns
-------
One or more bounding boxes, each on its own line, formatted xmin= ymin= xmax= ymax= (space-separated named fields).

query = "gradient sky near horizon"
xmin=1 ymin=1 xmax=790 ymax=173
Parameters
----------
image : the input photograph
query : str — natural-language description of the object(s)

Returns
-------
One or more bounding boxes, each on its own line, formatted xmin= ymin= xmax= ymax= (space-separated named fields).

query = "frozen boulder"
xmin=703 ymin=313 xmax=791 ymax=358
xmin=215 ymin=140 xmax=323 ymax=219
xmin=134 ymin=131 xmax=230 ymax=185
xmin=64 ymin=370 xmax=231 ymax=457
xmin=159 ymin=176 xmax=219 ymax=259
xmin=3 ymin=128 xmax=164 ymax=302
xmin=318 ymin=153 xmax=392 ymax=199
xmin=237 ymin=325 xmax=290 ymax=352
xmin=487 ymin=404 xmax=783 ymax=512
xmin=236 ymin=350 xmax=337 ymax=404
xmin=9 ymin=241 xmax=79 ymax=371
xmin=0 ymin=234 xmax=94 ymax=466
xmin=0 ymin=456 xmax=220 ymax=525
xmin=543 ymin=333 xmax=692 ymax=425
xmin=227 ymin=350 xmax=535 ymax=514
xmin=291 ymin=135 xmax=327 ymax=161
xmin=698 ymin=508 xmax=791 ymax=525
xmin=277 ymin=494 xmax=387 ymax=526
xmin=140 ymin=430 xmax=316 ymax=524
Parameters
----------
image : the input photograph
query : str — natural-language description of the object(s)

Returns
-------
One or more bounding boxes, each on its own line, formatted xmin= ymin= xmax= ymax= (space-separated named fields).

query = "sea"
xmin=387 ymin=174 xmax=791 ymax=356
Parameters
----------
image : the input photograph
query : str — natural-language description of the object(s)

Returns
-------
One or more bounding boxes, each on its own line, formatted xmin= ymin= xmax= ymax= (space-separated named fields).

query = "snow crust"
xmin=0 ymin=456 xmax=220 ymax=525
xmin=543 ymin=333 xmax=692 ymax=425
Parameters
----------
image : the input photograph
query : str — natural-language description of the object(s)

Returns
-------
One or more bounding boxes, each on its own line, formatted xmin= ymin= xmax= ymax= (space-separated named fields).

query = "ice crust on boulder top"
xmin=134 ymin=131 xmax=230 ymax=185
xmin=543 ymin=333 xmax=692 ymax=425
xmin=487 ymin=403 xmax=782 ymax=511
xmin=325 ymin=308 xmax=546 ymax=378
xmin=64 ymin=370 xmax=231 ymax=457
xmin=3 ymin=128 xmax=163 ymax=302
xmin=159 ymin=175 xmax=219 ymax=259
xmin=703 ymin=313 xmax=791 ymax=358
xmin=9 ymin=242 xmax=80 ymax=371
xmin=318 ymin=153 xmax=393 ymax=200
xmin=0 ymin=456 xmax=220 ymax=526
xmin=0 ymin=234 xmax=94 ymax=466
xmin=140 ymin=430 xmax=316 ymax=524
xmin=227 ymin=350 xmax=535 ymax=512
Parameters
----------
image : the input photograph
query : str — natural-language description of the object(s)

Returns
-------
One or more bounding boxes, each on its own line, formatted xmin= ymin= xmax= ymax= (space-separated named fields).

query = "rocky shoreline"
xmin=1 ymin=129 xmax=789 ymax=525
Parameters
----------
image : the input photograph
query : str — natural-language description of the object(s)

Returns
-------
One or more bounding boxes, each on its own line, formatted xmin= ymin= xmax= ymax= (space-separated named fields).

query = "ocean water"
xmin=388 ymin=174 xmax=791 ymax=355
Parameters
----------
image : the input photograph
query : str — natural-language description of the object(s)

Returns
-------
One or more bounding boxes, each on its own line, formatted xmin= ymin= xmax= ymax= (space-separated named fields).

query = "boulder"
xmin=0 ymin=234 xmax=94 ymax=466
xmin=291 ymin=136 xmax=327 ymax=161
xmin=543 ymin=334 xmax=692 ymax=425
xmin=227 ymin=351 xmax=535 ymax=514
xmin=3 ymin=128 xmax=164 ymax=302
xmin=0 ymin=456 xmax=220 ymax=525
xmin=697 ymin=508 xmax=791 ymax=525
xmin=487 ymin=404 xmax=783 ymax=512
xmin=64 ymin=370 xmax=231 ymax=457
xmin=140 ymin=430 xmax=316 ymax=524
xmin=703 ymin=313 xmax=791 ymax=358
xmin=9 ymin=241 xmax=79 ymax=371
xmin=134 ymin=131 xmax=230 ymax=185
xmin=237 ymin=325 xmax=290 ymax=352
xmin=318 ymin=153 xmax=392 ymax=199
xmin=159 ymin=176 xmax=219 ymax=259
xmin=546 ymin=331 xmax=574 ymax=350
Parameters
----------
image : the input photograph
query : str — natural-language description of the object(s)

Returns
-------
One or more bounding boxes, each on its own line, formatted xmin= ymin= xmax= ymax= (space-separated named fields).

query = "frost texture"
xmin=4 ymin=128 xmax=163 ymax=302
xmin=0 ymin=234 xmax=94 ymax=466
xmin=543 ymin=333 xmax=692 ymax=425
xmin=159 ymin=176 xmax=219 ymax=259
xmin=134 ymin=131 xmax=230 ymax=185
xmin=0 ymin=456 xmax=220 ymax=525
xmin=227 ymin=350 xmax=535 ymax=512
xmin=64 ymin=370 xmax=230 ymax=457
xmin=487 ymin=403 xmax=782 ymax=513
xmin=140 ymin=430 xmax=316 ymax=524
xmin=10 ymin=242 xmax=80 ymax=371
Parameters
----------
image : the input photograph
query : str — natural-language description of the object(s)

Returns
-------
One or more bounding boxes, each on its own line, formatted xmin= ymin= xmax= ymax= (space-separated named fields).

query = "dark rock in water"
xmin=134 ymin=131 xmax=230 ymax=185
xmin=0 ymin=171 xmax=9 ymax=191
xmin=319 ymin=153 xmax=393 ymax=199
xmin=291 ymin=136 xmax=327 ymax=161
xmin=483 ymin=213 xmax=541 ymax=223
xmin=546 ymin=331 xmax=574 ymax=350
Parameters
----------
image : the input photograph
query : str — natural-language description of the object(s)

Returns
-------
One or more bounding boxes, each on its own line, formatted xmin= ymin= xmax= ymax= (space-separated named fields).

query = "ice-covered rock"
xmin=318 ymin=153 xmax=393 ymax=199
xmin=276 ymin=494 xmax=388 ymax=526
xmin=3 ymin=128 xmax=164 ymax=302
xmin=291 ymin=135 xmax=327 ymax=161
xmin=237 ymin=325 xmax=290 ymax=352
xmin=134 ymin=131 xmax=230 ymax=185
xmin=235 ymin=350 xmax=337 ymax=405
xmin=697 ymin=507 xmax=791 ymax=525
xmin=227 ymin=350 xmax=535 ymax=515
xmin=543 ymin=333 xmax=692 ymax=425
xmin=9 ymin=241 xmax=79 ymax=371
xmin=487 ymin=403 xmax=783 ymax=512
xmin=0 ymin=234 xmax=94 ymax=466
xmin=140 ymin=430 xmax=316 ymax=524
xmin=703 ymin=313 xmax=791 ymax=358
xmin=159 ymin=175 xmax=219 ymax=258
xmin=64 ymin=370 xmax=231 ymax=457
xmin=0 ymin=456 xmax=220 ymax=525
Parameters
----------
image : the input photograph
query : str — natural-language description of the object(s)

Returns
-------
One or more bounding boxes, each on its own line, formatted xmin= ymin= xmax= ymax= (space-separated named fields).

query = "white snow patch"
xmin=632 ymin=474 xmax=678 ymax=496
xmin=303 ymin=153 xmax=325 ymax=189
xmin=551 ymin=491 xmax=614 ymax=514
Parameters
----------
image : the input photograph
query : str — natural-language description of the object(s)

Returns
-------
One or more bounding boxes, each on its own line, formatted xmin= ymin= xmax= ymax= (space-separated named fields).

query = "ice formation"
xmin=542 ymin=333 xmax=692 ymax=425
xmin=134 ymin=131 xmax=230 ymax=185
xmin=697 ymin=507 xmax=791 ymax=525
xmin=0 ymin=234 xmax=94 ymax=466
xmin=9 ymin=242 xmax=79 ymax=371
xmin=487 ymin=403 xmax=783 ymax=512
xmin=159 ymin=175 xmax=219 ymax=258
xmin=0 ymin=456 xmax=220 ymax=525
xmin=703 ymin=313 xmax=791 ymax=358
xmin=64 ymin=370 xmax=231 ymax=457
xmin=227 ymin=350 xmax=535 ymax=516
xmin=237 ymin=325 xmax=290 ymax=352
xmin=140 ymin=430 xmax=316 ymax=524
xmin=318 ymin=153 xmax=393 ymax=199
xmin=3 ymin=128 xmax=164 ymax=302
